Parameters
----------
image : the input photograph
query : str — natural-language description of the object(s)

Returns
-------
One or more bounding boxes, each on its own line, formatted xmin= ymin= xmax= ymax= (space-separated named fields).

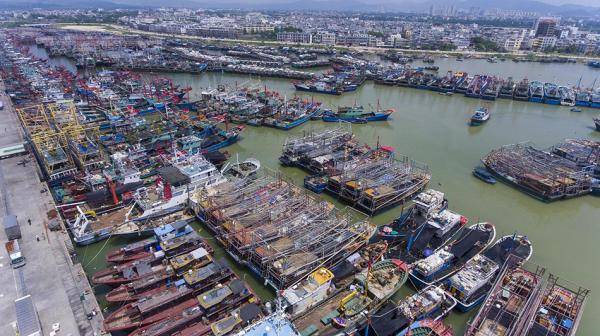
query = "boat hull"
xmin=529 ymin=97 xmax=543 ymax=103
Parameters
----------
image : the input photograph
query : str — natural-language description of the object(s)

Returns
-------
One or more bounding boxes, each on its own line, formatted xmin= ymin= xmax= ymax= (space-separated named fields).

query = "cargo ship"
xmin=409 ymin=223 xmax=496 ymax=289
xmin=447 ymin=234 xmax=533 ymax=312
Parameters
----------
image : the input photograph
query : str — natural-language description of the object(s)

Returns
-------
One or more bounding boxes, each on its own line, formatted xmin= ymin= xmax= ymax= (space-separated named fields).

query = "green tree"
xmin=470 ymin=37 xmax=500 ymax=52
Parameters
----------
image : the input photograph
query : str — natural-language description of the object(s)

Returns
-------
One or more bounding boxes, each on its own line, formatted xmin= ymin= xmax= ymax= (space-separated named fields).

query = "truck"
xmin=5 ymin=240 xmax=26 ymax=268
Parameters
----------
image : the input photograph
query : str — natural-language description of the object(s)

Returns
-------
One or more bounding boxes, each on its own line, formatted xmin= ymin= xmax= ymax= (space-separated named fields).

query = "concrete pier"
xmin=0 ymin=80 xmax=105 ymax=336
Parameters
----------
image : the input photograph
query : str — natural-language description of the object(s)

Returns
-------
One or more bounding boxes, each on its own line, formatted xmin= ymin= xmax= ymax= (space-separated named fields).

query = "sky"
xmin=541 ymin=0 xmax=599 ymax=4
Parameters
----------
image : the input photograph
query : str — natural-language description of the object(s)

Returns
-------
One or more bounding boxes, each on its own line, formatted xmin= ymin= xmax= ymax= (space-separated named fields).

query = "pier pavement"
xmin=0 ymin=80 xmax=105 ymax=336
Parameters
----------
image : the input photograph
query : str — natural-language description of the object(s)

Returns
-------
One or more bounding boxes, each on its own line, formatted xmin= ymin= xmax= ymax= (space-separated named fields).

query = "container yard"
xmin=0 ymin=23 xmax=597 ymax=336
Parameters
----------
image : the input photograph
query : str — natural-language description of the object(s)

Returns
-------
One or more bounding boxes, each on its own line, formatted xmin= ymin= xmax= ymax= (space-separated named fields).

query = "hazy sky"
xmin=541 ymin=0 xmax=600 ymax=5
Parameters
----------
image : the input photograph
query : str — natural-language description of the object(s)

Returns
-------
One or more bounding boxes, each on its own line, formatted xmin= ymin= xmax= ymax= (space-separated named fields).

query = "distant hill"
xmin=1 ymin=0 xmax=598 ymax=16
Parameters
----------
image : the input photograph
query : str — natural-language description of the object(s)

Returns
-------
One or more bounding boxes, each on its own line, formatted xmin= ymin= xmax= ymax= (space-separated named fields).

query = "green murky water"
xmin=30 ymin=44 xmax=599 ymax=334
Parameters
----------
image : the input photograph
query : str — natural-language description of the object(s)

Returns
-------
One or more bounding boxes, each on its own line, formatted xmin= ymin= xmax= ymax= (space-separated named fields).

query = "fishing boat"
xmin=465 ymin=256 xmax=546 ymax=336
xmin=326 ymin=259 xmax=409 ymax=333
xmin=575 ymin=90 xmax=591 ymax=107
xmin=543 ymin=83 xmax=562 ymax=105
xmin=559 ymin=86 xmax=576 ymax=106
xmin=92 ymin=252 xmax=166 ymax=286
xmin=210 ymin=303 xmax=263 ymax=336
xmin=283 ymin=268 xmax=335 ymax=317
xmin=570 ymin=107 xmax=582 ymax=112
xmin=513 ymin=78 xmax=530 ymax=101
xmin=481 ymin=78 xmax=499 ymax=101
xmin=103 ymin=277 xmax=249 ymax=332
xmin=168 ymin=247 xmax=212 ymax=275
xmin=447 ymin=234 xmax=533 ymax=312
xmin=365 ymin=285 xmax=457 ymax=336
xmin=322 ymin=104 xmax=394 ymax=123
xmin=472 ymin=166 xmax=496 ymax=184
xmin=377 ymin=189 xmax=447 ymax=242
xmin=498 ymin=78 xmax=516 ymax=99
xmin=356 ymin=259 xmax=410 ymax=301
xmin=303 ymin=174 xmax=328 ymax=193
xmin=398 ymin=319 xmax=453 ymax=336
xmin=529 ymin=81 xmax=544 ymax=103
xmin=294 ymin=81 xmax=341 ymax=95
xmin=591 ymin=89 xmax=600 ymax=108
xmin=106 ymin=236 xmax=159 ymax=263
xmin=290 ymin=244 xmax=401 ymax=336
xmin=409 ymin=223 xmax=496 ymax=289
xmin=105 ymin=268 xmax=176 ymax=303
xmin=238 ymin=311 xmax=301 ymax=336
xmin=111 ymin=209 xmax=196 ymax=238
xmin=222 ymin=157 xmax=261 ymax=182
xmin=388 ymin=208 xmax=467 ymax=265
xmin=520 ymin=276 xmax=589 ymax=336
xmin=470 ymin=107 xmax=490 ymax=126
xmin=592 ymin=178 xmax=600 ymax=196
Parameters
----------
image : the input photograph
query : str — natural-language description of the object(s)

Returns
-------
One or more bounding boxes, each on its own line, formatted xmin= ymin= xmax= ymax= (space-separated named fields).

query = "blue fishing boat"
xmin=472 ymin=167 xmax=496 ymax=184
xmin=592 ymin=178 xmax=600 ymax=196
xmin=543 ymin=83 xmax=561 ymax=105
xmin=409 ymin=223 xmax=496 ymax=289
xmin=575 ymin=90 xmax=591 ymax=107
xmin=591 ymin=90 xmax=600 ymax=108
xmin=304 ymin=174 xmax=328 ymax=193
xmin=322 ymin=104 xmax=394 ymax=123
xmin=529 ymin=81 xmax=544 ymax=103
xmin=376 ymin=189 xmax=447 ymax=242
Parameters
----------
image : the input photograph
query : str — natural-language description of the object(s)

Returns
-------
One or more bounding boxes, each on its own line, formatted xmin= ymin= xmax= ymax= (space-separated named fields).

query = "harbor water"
xmin=34 ymin=46 xmax=600 ymax=335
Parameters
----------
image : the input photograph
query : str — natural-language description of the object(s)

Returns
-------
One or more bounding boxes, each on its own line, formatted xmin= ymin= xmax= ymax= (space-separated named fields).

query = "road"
xmin=0 ymin=81 xmax=105 ymax=336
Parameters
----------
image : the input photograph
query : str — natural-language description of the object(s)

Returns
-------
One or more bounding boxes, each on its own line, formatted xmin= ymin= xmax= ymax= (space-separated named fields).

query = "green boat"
xmin=340 ymin=258 xmax=410 ymax=317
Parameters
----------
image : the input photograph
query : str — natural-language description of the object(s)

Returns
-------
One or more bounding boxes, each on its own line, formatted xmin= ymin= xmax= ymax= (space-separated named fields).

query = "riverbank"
xmin=54 ymin=23 xmax=600 ymax=63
